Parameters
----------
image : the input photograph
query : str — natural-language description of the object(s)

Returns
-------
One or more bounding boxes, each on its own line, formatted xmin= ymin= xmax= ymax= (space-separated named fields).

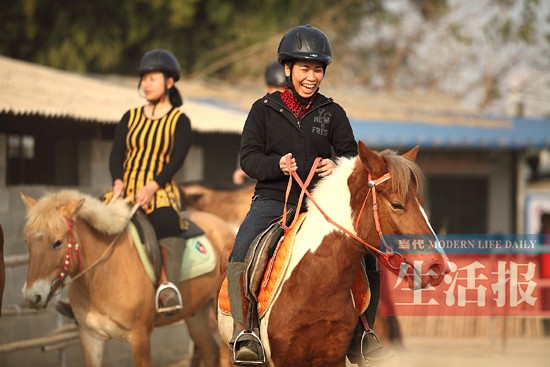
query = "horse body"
xmin=218 ymin=143 xmax=449 ymax=367
xmin=21 ymin=191 xmax=236 ymax=367
xmin=183 ymin=183 xmax=254 ymax=229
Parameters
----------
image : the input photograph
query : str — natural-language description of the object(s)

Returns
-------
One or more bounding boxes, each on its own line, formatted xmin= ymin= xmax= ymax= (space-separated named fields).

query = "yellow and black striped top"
xmin=107 ymin=106 xmax=192 ymax=214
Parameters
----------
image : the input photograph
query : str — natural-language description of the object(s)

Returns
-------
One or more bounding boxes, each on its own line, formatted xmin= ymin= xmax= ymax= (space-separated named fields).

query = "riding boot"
xmin=157 ymin=237 xmax=185 ymax=315
xmin=227 ymin=262 xmax=264 ymax=365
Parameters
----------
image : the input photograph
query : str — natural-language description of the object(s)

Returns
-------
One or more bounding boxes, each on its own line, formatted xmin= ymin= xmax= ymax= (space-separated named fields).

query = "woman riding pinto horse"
xmin=218 ymin=142 xmax=450 ymax=367
xmin=223 ymin=24 xmax=397 ymax=365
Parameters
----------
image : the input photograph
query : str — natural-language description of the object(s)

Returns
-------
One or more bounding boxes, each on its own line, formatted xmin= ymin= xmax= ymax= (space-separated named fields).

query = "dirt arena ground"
xmin=163 ymin=336 xmax=550 ymax=367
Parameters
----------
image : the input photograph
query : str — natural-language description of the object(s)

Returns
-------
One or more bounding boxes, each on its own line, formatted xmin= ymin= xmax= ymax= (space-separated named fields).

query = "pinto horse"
xmin=20 ymin=190 xmax=236 ymax=367
xmin=218 ymin=142 xmax=449 ymax=367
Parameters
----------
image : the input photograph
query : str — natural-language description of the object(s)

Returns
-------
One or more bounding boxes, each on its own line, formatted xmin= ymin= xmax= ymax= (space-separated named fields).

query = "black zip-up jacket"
xmin=240 ymin=91 xmax=358 ymax=205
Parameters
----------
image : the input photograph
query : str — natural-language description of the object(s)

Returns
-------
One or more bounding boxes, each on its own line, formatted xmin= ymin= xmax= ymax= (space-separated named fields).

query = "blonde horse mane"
xmin=26 ymin=190 xmax=131 ymax=236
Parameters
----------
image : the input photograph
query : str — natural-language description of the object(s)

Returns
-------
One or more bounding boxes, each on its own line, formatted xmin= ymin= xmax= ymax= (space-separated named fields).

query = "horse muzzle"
xmin=400 ymin=258 xmax=450 ymax=290
xmin=22 ymin=278 xmax=56 ymax=309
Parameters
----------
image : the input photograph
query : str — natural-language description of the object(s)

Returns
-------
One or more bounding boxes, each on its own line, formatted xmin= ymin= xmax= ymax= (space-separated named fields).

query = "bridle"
xmin=283 ymin=156 xmax=404 ymax=270
xmin=44 ymin=203 xmax=140 ymax=305
xmin=44 ymin=219 xmax=84 ymax=305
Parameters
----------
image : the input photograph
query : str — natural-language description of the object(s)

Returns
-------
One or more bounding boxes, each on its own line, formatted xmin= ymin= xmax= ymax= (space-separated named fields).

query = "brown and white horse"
xmin=218 ymin=142 xmax=449 ymax=367
xmin=20 ymin=190 xmax=236 ymax=367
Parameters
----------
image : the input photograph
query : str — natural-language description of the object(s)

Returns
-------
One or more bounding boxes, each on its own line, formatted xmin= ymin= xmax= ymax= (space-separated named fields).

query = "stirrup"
xmin=155 ymin=282 xmax=183 ymax=314
xmin=360 ymin=329 xmax=380 ymax=359
xmin=232 ymin=330 xmax=265 ymax=366
xmin=360 ymin=329 xmax=395 ymax=361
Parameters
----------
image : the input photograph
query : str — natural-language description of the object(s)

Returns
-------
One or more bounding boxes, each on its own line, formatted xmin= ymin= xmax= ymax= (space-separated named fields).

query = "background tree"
xmin=1 ymin=0 xmax=548 ymax=116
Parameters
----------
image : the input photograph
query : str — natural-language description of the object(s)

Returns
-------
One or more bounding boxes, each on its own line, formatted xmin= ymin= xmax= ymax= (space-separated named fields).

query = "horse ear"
xmin=403 ymin=146 xmax=420 ymax=162
xmin=64 ymin=198 xmax=85 ymax=221
xmin=20 ymin=192 xmax=37 ymax=211
xmin=358 ymin=141 xmax=385 ymax=176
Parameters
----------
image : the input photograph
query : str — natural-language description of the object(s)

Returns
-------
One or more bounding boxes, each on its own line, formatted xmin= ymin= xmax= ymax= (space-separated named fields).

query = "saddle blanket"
xmin=219 ymin=213 xmax=369 ymax=318
xmin=129 ymin=222 xmax=216 ymax=284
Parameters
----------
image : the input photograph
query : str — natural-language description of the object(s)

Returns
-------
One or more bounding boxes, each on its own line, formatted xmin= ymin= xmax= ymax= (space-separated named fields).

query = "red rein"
xmin=283 ymin=156 xmax=400 ymax=267
xmin=59 ymin=220 xmax=82 ymax=282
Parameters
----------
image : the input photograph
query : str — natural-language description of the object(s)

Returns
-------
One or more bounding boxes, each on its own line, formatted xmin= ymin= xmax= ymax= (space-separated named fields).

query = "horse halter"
xmin=47 ymin=220 xmax=83 ymax=303
xmin=284 ymin=157 xmax=404 ymax=270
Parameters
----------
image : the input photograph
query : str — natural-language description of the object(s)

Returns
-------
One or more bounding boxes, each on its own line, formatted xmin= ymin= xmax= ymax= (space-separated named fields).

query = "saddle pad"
xmin=179 ymin=235 xmax=217 ymax=281
xmin=219 ymin=213 xmax=370 ymax=317
xmin=129 ymin=223 xmax=216 ymax=284
xmin=219 ymin=213 xmax=306 ymax=318
xmin=129 ymin=222 xmax=157 ymax=283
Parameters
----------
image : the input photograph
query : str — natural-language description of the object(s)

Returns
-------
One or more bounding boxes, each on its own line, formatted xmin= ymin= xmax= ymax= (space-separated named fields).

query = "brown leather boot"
xmin=227 ymin=262 xmax=264 ymax=365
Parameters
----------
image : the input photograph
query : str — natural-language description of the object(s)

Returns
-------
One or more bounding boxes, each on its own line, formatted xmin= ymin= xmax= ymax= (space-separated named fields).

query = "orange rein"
xmin=283 ymin=156 xmax=403 ymax=269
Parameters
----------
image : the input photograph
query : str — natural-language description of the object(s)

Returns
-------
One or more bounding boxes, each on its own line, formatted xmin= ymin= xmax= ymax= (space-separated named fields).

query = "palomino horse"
xmin=0 ymin=224 xmax=4 ymax=317
xmin=218 ymin=142 xmax=449 ymax=366
xmin=20 ymin=190 xmax=236 ymax=367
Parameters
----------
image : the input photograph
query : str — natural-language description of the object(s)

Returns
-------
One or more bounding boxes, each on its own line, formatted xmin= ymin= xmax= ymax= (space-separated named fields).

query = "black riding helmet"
xmin=138 ymin=49 xmax=181 ymax=81
xmin=277 ymin=24 xmax=332 ymax=66
xmin=265 ymin=61 xmax=286 ymax=87
xmin=138 ymin=49 xmax=183 ymax=107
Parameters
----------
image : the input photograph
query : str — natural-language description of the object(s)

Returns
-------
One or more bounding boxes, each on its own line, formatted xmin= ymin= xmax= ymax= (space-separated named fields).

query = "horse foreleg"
xmin=185 ymin=302 xmax=221 ymax=367
xmin=78 ymin=329 xmax=106 ymax=367
xmin=128 ymin=327 xmax=153 ymax=367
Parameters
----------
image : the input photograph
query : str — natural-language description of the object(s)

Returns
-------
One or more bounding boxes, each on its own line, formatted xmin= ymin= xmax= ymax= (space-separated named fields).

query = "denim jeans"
xmin=229 ymin=195 xmax=296 ymax=263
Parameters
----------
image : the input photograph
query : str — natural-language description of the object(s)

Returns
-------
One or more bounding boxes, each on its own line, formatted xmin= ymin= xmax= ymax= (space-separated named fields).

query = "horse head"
xmin=350 ymin=142 xmax=450 ymax=289
xmin=20 ymin=191 xmax=85 ymax=309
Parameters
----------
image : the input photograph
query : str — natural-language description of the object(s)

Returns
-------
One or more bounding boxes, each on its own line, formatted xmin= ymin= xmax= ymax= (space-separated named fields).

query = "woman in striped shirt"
xmin=108 ymin=49 xmax=192 ymax=314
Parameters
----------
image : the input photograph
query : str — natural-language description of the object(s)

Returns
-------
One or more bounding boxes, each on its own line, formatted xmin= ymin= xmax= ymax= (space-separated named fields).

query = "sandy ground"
xmin=163 ymin=336 xmax=550 ymax=367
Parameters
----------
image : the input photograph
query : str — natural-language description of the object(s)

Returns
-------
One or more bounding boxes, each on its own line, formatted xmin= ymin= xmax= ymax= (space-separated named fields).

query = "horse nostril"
xmin=34 ymin=294 xmax=42 ymax=304
xmin=429 ymin=264 xmax=443 ymax=277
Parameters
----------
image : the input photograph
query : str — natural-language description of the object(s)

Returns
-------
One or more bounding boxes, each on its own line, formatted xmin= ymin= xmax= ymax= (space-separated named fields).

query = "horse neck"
xmin=72 ymin=219 xmax=127 ymax=274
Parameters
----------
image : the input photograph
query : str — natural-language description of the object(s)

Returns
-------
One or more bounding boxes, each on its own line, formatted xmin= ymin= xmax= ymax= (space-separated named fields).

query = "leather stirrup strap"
xmin=282 ymin=157 xmax=322 ymax=233
xmin=360 ymin=313 xmax=371 ymax=331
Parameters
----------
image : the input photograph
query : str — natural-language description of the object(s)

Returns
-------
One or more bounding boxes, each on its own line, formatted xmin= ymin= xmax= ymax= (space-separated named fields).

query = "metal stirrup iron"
xmin=233 ymin=329 xmax=266 ymax=366
xmin=155 ymin=283 xmax=183 ymax=313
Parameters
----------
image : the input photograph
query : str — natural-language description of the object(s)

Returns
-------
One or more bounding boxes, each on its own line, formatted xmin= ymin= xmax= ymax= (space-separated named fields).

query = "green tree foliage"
xmin=1 ymin=0 xmax=548 ymax=115
xmin=0 ymin=0 xmax=372 ymax=80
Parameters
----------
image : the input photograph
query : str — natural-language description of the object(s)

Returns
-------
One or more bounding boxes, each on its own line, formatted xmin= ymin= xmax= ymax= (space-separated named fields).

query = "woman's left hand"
xmin=136 ymin=181 xmax=160 ymax=209
xmin=316 ymin=158 xmax=335 ymax=177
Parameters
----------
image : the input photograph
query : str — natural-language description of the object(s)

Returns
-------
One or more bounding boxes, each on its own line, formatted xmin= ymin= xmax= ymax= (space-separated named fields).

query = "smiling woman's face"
xmin=285 ymin=60 xmax=325 ymax=98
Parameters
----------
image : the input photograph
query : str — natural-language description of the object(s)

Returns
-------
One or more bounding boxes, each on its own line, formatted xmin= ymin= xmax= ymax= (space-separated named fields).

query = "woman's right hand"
xmin=280 ymin=153 xmax=297 ymax=175
xmin=112 ymin=179 xmax=125 ymax=198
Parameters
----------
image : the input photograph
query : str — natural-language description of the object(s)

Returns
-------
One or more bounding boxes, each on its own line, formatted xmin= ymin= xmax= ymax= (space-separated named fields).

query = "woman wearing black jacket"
xmin=226 ymin=25 xmax=374 ymax=364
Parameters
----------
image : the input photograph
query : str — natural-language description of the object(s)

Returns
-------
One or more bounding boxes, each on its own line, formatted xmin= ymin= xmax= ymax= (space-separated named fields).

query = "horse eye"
xmin=53 ymin=240 xmax=63 ymax=249
xmin=391 ymin=202 xmax=405 ymax=210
